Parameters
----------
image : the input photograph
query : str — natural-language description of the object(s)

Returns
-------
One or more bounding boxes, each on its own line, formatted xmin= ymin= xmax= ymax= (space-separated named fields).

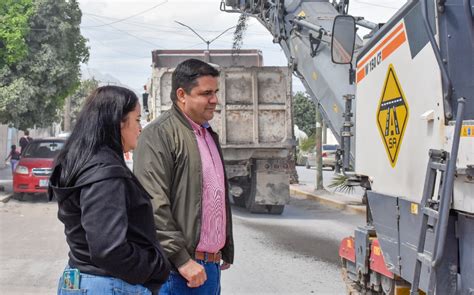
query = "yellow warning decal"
xmin=297 ymin=11 xmax=306 ymax=17
xmin=376 ymin=64 xmax=409 ymax=167
xmin=373 ymin=246 xmax=381 ymax=256
xmin=411 ymin=203 xmax=418 ymax=215
xmin=461 ymin=125 xmax=474 ymax=137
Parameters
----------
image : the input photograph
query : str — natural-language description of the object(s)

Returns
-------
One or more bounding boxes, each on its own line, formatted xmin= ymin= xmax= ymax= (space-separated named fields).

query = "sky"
xmin=77 ymin=0 xmax=408 ymax=93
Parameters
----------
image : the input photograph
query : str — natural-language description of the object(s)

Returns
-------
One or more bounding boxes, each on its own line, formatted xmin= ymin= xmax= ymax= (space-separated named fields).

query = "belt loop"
xmin=204 ymin=252 xmax=208 ymax=262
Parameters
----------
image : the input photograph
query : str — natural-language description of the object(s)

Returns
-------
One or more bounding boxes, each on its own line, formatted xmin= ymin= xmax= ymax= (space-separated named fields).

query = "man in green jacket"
xmin=134 ymin=59 xmax=234 ymax=294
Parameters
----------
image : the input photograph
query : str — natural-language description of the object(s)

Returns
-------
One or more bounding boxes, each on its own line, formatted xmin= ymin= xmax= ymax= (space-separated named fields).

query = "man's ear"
xmin=176 ymin=88 xmax=186 ymax=103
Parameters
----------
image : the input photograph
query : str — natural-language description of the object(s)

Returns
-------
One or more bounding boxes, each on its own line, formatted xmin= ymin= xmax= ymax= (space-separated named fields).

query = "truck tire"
xmin=247 ymin=204 xmax=285 ymax=215
xmin=268 ymin=205 xmax=284 ymax=215
xmin=233 ymin=195 xmax=246 ymax=207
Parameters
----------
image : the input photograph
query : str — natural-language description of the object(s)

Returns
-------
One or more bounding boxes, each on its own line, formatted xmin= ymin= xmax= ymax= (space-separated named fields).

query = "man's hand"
xmin=220 ymin=262 xmax=231 ymax=270
xmin=178 ymin=259 xmax=207 ymax=288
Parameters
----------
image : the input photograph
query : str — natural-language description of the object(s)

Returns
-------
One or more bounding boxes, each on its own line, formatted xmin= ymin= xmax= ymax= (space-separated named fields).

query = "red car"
xmin=13 ymin=138 xmax=65 ymax=195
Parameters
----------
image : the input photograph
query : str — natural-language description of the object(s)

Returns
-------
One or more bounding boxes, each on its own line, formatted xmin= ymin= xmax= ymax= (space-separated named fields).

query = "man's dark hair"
xmin=55 ymin=85 xmax=138 ymax=186
xmin=24 ymin=130 xmax=29 ymax=136
xmin=170 ymin=59 xmax=219 ymax=103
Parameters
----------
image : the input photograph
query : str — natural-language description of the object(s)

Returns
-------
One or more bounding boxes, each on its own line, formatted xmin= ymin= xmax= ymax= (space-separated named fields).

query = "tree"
xmin=0 ymin=0 xmax=89 ymax=130
xmin=65 ymin=78 xmax=99 ymax=130
xmin=293 ymin=91 xmax=317 ymax=136
xmin=299 ymin=135 xmax=316 ymax=152
xmin=0 ymin=0 xmax=34 ymax=66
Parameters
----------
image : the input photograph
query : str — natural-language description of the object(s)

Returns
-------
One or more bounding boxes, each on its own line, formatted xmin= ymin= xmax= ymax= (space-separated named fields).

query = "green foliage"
xmin=299 ymin=135 xmax=315 ymax=152
xmin=69 ymin=78 xmax=99 ymax=128
xmin=328 ymin=173 xmax=355 ymax=194
xmin=293 ymin=91 xmax=317 ymax=136
xmin=0 ymin=0 xmax=34 ymax=66
xmin=0 ymin=0 xmax=89 ymax=130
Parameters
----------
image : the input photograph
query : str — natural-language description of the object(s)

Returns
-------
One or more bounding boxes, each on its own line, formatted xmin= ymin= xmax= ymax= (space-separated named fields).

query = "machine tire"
xmin=305 ymin=160 xmax=311 ymax=169
xmin=381 ymin=275 xmax=394 ymax=295
xmin=341 ymin=262 xmax=363 ymax=295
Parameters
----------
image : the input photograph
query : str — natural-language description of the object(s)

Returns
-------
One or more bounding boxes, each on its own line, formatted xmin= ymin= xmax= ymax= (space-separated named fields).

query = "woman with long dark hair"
xmin=49 ymin=86 xmax=170 ymax=294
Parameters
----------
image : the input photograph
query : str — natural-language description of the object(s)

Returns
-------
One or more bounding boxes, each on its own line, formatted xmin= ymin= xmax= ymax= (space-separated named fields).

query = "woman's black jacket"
xmin=49 ymin=147 xmax=170 ymax=292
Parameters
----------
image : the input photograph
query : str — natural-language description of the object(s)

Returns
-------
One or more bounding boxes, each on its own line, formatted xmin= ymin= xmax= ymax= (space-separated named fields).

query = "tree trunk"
xmin=64 ymin=96 xmax=71 ymax=132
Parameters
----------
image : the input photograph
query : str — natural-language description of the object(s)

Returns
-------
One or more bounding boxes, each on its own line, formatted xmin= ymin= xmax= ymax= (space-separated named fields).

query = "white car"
xmin=305 ymin=144 xmax=339 ymax=170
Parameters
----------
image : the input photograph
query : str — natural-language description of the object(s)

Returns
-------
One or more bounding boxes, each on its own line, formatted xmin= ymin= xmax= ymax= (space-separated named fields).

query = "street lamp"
xmin=175 ymin=21 xmax=236 ymax=51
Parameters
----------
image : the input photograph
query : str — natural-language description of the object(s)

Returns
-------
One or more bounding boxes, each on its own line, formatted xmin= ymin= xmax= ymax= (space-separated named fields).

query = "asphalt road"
xmin=221 ymin=197 xmax=364 ymax=294
xmin=0 ymin=191 xmax=363 ymax=295
xmin=0 ymin=195 xmax=66 ymax=294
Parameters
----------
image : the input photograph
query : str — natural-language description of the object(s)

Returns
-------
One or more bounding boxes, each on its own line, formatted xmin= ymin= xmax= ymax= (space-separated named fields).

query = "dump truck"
xmin=222 ymin=0 xmax=473 ymax=294
xmin=146 ymin=50 xmax=295 ymax=214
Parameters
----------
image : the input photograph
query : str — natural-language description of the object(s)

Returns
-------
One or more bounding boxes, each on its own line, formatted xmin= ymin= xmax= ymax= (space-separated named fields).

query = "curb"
xmin=0 ymin=193 xmax=12 ymax=203
xmin=290 ymin=187 xmax=366 ymax=215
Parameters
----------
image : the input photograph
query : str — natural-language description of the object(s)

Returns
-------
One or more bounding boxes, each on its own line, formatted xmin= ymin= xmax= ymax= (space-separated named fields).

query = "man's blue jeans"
xmin=57 ymin=266 xmax=151 ymax=294
xmin=159 ymin=260 xmax=221 ymax=295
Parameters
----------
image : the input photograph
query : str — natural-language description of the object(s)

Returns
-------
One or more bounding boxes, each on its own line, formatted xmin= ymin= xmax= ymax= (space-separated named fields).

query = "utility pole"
xmin=322 ymin=120 xmax=327 ymax=144
xmin=315 ymin=103 xmax=324 ymax=190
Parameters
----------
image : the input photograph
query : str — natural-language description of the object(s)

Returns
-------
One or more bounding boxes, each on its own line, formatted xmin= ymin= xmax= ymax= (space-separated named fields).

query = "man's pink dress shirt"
xmin=185 ymin=116 xmax=226 ymax=254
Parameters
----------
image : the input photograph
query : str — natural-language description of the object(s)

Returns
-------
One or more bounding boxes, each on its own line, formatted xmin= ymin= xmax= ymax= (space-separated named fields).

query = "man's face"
xmin=178 ymin=75 xmax=219 ymax=125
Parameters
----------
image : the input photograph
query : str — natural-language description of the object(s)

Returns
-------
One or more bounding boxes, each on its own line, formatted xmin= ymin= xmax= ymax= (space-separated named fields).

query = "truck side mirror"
xmin=331 ymin=15 xmax=356 ymax=64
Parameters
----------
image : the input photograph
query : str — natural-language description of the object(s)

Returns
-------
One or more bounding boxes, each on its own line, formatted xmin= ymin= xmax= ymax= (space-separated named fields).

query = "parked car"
xmin=296 ymin=148 xmax=309 ymax=166
xmin=305 ymin=144 xmax=339 ymax=170
xmin=13 ymin=138 xmax=66 ymax=195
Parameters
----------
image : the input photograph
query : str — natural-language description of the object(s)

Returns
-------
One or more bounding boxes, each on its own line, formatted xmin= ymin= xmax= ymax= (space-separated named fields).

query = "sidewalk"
xmin=290 ymin=182 xmax=366 ymax=215
xmin=0 ymin=165 xmax=13 ymax=203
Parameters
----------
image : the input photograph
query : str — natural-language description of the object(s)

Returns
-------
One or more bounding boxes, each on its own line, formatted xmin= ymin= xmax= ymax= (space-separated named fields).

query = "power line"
xmin=82 ymin=25 xmax=212 ymax=40
xmin=352 ymin=0 xmax=400 ymax=10
xmin=83 ymin=25 xmax=228 ymax=47
xmin=83 ymin=26 xmax=152 ymax=59
xmin=84 ymin=14 xmax=166 ymax=49
xmin=182 ymin=42 xmax=207 ymax=50
xmin=81 ymin=11 xmax=297 ymax=52
xmin=81 ymin=1 xmax=168 ymax=28
xmin=83 ymin=26 xmax=279 ymax=50
xmin=81 ymin=12 xmax=268 ymax=35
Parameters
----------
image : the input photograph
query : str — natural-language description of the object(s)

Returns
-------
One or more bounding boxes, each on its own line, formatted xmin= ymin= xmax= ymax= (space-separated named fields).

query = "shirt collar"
xmin=183 ymin=112 xmax=208 ymax=136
